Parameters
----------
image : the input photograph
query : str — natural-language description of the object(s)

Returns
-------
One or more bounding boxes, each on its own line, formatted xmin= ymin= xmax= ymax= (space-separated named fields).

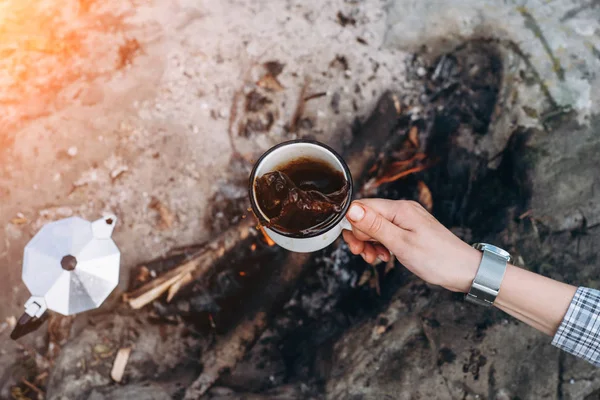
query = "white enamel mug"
xmin=249 ymin=140 xmax=353 ymax=253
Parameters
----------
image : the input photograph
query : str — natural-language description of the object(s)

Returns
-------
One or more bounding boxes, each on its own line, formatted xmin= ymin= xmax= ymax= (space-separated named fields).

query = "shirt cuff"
xmin=552 ymin=286 xmax=600 ymax=367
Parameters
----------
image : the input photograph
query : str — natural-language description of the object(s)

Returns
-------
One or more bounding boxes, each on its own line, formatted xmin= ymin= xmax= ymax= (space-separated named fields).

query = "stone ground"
xmin=1 ymin=0 xmax=600 ymax=399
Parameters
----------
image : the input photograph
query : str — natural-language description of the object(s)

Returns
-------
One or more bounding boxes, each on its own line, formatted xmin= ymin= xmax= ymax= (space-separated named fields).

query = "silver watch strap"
xmin=466 ymin=249 xmax=508 ymax=307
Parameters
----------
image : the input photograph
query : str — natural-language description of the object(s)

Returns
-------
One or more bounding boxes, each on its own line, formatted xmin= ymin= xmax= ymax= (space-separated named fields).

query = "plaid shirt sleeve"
xmin=552 ymin=287 xmax=600 ymax=366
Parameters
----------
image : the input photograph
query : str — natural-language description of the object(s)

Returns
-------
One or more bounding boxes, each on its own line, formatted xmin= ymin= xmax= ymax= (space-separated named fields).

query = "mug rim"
xmin=248 ymin=139 xmax=354 ymax=239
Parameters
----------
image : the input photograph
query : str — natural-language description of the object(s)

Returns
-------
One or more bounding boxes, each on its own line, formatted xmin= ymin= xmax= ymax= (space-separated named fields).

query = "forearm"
xmin=494 ymin=264 xmax=577 ymax=336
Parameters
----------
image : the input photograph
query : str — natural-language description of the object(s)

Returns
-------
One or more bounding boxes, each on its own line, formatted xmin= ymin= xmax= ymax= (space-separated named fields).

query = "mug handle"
xmin=340 ymin=217 xmax=352 ymax=231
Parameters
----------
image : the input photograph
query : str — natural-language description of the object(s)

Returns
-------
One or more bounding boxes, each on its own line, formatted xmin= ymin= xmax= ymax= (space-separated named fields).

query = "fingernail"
xmin=378 ymin=253 xmax=387 ymax=262
xmin=360 ymin=252 xmax=366 ymax=260
xmin=347 ymin=204 xmax=365 ymax=222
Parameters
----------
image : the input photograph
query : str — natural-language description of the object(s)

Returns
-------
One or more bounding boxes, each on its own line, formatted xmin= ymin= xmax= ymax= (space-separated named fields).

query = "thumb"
xmin=346 ymin=202 xmax=404 ymax=246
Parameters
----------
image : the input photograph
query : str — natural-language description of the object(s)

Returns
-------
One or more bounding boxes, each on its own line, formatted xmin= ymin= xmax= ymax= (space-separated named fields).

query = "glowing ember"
xmin=388 ymin=153 xmax=426 ymax=170
xmin=250 ymin=243 xmax=257 ymax=251
xmin=239 ymin=271 xmax=246 ymax=276
xmin=258 ymin=226 xmax=276 ymax=247
xmin=375 ymin=164 xmax=431 ymax=185
xmin=362 ymin=152 xmax=434 ymax=195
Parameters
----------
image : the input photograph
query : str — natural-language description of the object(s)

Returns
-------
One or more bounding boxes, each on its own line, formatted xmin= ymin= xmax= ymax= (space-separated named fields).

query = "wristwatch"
xmin=466 ymin=243 xmax=512 ymax=307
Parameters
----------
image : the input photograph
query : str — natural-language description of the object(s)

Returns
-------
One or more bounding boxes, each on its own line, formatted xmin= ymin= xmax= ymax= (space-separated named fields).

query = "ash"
xmin=289 ymin=242 xmax=358 ymax=319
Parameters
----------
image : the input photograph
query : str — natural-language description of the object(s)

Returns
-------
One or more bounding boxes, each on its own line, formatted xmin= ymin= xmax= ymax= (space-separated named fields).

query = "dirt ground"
xmin=2 ymin=0 xmax=600 ymax=399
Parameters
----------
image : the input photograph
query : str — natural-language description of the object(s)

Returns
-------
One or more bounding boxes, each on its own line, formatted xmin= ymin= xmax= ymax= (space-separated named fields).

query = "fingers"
xmin=354 ymin=199 xmax=426 ymax=231
xmin=351 ymin=227 xmax=379 ymax=242
xmin=343 ymin=230 xmax=365 ymax=255
xmin=342 ymin=231 xmax=391 ymax=264
xmin=346 ymin=202 xmax=407 ymax=246
xmin=373 ymin=243 xmax=391 ymax=262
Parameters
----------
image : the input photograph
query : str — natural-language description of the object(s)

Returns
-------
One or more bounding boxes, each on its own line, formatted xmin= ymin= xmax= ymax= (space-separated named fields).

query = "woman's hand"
xmin=343 ymin=199 xmax=482 ymax=293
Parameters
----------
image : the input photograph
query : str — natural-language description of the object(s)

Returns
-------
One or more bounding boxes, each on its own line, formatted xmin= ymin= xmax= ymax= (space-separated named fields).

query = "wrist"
xmin=449 ymin=246 xmax=482 ymax=293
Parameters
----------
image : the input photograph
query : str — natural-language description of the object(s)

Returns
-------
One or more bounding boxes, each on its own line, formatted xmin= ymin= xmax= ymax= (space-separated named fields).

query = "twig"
xmin=304 ymin=92 xmax=327 ymax=102
xmin=125 ymin=218 xmax=254 ymax=309
xmin=289 ymin=77 xmax=310 ymax=133
xmin=34 ymin=372 xmax=48 ymax=384
xmin=126 ymin=260 xmax=198 ymax=309
xmin=167 ymin=272 xmax=193 ymax=302
xmin=110 ymin=347 xmax=132 ymax=383
xmin=21 ymin=378 xmax=44 ymax=397
xmin=227 ymin=87 xmax=244 ymax=158
xmin=519 ymin=209 xmax=533 ymax=219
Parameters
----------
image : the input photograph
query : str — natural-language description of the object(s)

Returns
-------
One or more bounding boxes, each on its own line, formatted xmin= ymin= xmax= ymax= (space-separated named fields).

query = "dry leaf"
xmin=117 ymin=38 xmax=141 ymax=69
xmin=93 ymin=344 xmax=112 ymax=355
xmin=257 ymin=73 xmax=284 ymax=92
xmin=134 ymin=266 xmax=151 ymax=285
xmin=264 ymin=60 xmax=285 ymax=77
xmin=48 ymin=314 xmax=75 ymax=347
xmin=110 ymin=165 xmax=128 ymax=180
xmin=10 ymin=386 xmax=29 ymax=400
xmin=10 ymin=213 xmax=28 ymax=225
xmin=358 ymin=269 xmax=372 ymax=286
xmin=149 ymin=197 xmax=175 ymax=230
xmin=408 ymin=126 xmax=419 ymax=148
xmin=417 ymin=181 xmax=433 ymax=212
xmin=111 ymin=347 xmax=132 ymax=383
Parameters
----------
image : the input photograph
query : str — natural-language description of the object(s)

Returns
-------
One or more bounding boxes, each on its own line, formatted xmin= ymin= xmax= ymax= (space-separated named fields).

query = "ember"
xmin=259 ymin=226 xmax=276 ymax=246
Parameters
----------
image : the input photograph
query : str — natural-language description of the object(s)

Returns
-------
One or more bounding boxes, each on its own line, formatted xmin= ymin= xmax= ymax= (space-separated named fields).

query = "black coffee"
xmin=255 ymin=157 xmax=349 ymax=235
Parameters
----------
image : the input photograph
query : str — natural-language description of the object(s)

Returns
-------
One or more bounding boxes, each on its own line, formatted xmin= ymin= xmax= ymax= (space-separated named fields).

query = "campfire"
xmin=100 ymin=40 xmax=526 ymax=399
xmin=8 ymin=39 xmax=542 ymax=400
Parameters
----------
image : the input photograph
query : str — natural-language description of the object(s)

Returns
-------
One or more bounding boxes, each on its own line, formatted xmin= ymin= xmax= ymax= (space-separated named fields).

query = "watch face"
xmin=472 ymin=243 xmax=512 ymax=262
